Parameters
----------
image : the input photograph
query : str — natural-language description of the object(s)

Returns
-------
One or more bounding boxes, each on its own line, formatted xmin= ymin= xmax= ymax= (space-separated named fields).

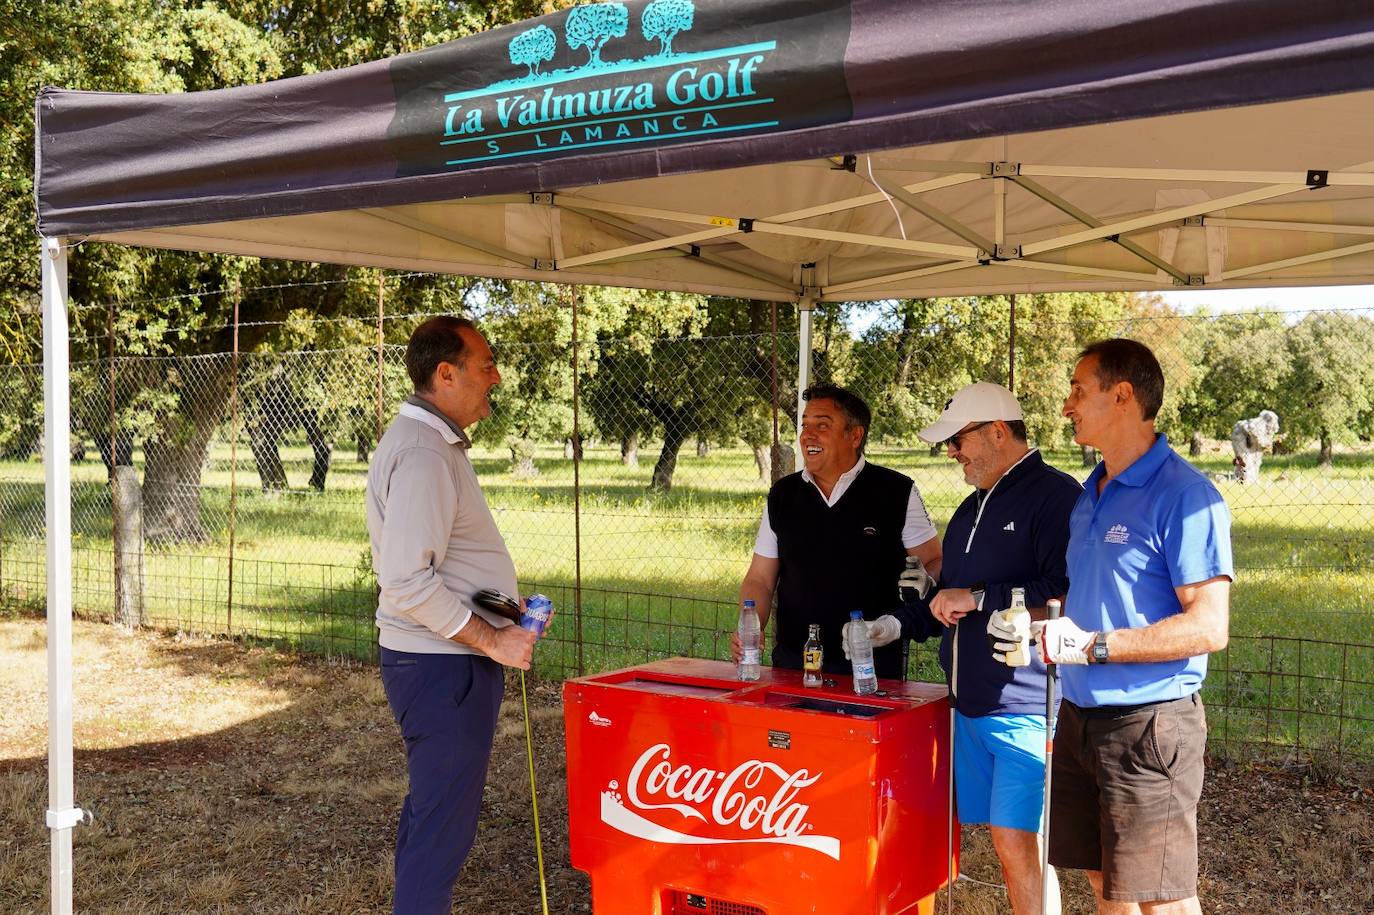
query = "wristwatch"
xmin=1089 ymin=632 xmax=1110 ymax=664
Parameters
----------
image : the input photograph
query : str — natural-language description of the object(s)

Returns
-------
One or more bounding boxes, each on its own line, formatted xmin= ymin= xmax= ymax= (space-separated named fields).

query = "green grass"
xmin=2 ymin=437 xmax=1373 ymax=766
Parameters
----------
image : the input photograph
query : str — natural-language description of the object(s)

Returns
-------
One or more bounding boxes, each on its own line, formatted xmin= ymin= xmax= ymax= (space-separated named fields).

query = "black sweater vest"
xmin=768 ymin=463 xmax=913 ymax=679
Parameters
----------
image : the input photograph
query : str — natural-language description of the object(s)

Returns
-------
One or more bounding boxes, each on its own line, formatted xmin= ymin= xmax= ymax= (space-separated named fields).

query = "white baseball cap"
xmin=918 ymin=382 xmax=1024 ymax=444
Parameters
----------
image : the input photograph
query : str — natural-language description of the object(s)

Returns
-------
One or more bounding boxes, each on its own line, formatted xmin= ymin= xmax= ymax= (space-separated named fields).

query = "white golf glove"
xmin=842 ymin=615 xmax=903 ymax=658
xmin=1031 ymin=617 xmax=1096 ymax=666
xmin=987 ymin=609 xmax=1025 ymax=665
xmin=898 ymin=558 xmax=935 ymax=603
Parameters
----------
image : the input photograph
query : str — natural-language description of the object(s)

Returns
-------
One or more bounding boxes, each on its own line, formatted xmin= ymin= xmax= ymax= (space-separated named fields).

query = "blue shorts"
xmin=954 ymin=711 xmax=1049 ymax=834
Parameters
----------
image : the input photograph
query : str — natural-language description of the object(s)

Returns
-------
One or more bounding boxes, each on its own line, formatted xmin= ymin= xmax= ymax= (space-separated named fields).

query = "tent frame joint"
xmin=1184 ymin=216 xmax=1205 ymax=227
xmin=1306 ymin=170 xmax=1329 ymax=189
xmin=534 ymin=258 xmax=556 ymax=270
xmin=829 ymin=154 xmax=857 ymax=172
xmin=991 ymin=161 xmax=1021 ymax=178
xmin=1175 ymin=274 xmax=1206 ymax=287
xmin=993 ymin=244 xmax=1020 ymax=261
xmin=738 ymin=217 xmax=755 ymax=233
xmin=530 ymin=192 xmax=555 ymax=206
xmin=46 ymin=807 xmax=90 ymax=830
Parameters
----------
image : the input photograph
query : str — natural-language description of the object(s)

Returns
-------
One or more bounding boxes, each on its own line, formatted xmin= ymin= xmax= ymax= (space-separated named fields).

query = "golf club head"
xmin=473 ymin=588 xmax=522 ymax=623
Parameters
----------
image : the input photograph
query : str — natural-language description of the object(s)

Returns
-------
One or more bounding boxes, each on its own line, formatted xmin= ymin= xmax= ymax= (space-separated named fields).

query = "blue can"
xmin=521 ymin=593 xmax=553 ymax=635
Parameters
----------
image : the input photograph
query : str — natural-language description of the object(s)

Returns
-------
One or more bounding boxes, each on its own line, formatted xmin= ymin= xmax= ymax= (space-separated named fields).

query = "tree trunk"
xmin=752 ymin=444 xmax=770 ymax=481
xmin=94 ymin=431 xmax=134 ymax=478
xmin=248 ymin=419 xmax=289 ymax=491
xmin=1189 ymin=431 xmax=1204 ymax=457
xmin=620 ymin=432 xmax=639 ymax=466
xmin=894 ymin=307 xmax=920 ymax=388
xmin=1319 ymin=430 xmax=1333 ymax=466
xmin=696 ymin=438 xmax=710 ymax=458
xmin=563 ymin=434 xmax=584 ymax=461
xmin=143 ymin=432 xmax=215 ymax=543
xmin=111 ymin=466 xmax=146 ymax=629
xmin=142 ymin=356 xmax=237 ymax=542
xmin=355 ymin=434 xmax=370 ymax=464
xmin=650 ymin=422 xmax=689 ymax=492
xmin=302 ymin=411 xmax=333 ymax=491
xmin=510 ymin=439 xmax=539 ymax=478
xmin=769 ymin=442 xmax=795 ymax=483
xmin=1080 ymin=445 xmax=1098 ymax=468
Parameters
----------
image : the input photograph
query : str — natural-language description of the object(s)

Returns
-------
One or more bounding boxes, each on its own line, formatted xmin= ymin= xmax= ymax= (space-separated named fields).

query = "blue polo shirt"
xmin=1061 ymin=434 xmax=1233 ymax=707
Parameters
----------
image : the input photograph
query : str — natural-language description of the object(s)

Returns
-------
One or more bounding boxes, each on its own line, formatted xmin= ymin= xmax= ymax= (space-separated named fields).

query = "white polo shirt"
xmin=752 ymin=457 xmax=938 ymax=557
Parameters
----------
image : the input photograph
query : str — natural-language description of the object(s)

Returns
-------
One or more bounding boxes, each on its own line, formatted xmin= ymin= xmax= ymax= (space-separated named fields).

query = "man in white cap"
xmin=905 ymin=382 xmax=1081 ymax=915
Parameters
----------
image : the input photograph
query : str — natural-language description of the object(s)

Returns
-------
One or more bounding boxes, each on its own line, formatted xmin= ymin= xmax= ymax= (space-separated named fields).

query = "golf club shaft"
xmin=1042 ymin=600 xmax=1061 ymax=915
xmin=521 ymin=670 xmax=550 ymax=915
xmin=947 ymin=619 xmax=958 ymax=914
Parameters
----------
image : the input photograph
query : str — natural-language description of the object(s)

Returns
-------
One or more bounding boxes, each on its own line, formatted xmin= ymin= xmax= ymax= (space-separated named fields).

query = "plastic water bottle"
xmin=737 ymin=599 xmax=761 ymax=681
xmin=848 ymin=610 xmax=878 ymax=695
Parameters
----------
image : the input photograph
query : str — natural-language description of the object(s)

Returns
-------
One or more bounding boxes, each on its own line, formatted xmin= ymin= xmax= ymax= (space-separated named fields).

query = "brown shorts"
xmin=1048 ymin=693 xmax=1207 ymax=903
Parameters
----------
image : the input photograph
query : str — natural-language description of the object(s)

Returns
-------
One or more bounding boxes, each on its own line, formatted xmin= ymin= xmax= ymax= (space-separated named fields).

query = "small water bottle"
xmin=737 ymin=599 xmax=761 ymax=681
xmin=1002 ymin=587 xmax=1032 ymax=668
xmin=847 ymin=610 xmax=878 ymax=695
xmin=803 ymin=624 xmax=823 ymax=688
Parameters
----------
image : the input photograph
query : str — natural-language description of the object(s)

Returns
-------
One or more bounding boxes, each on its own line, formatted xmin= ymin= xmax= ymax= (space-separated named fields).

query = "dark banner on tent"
xmin=387 ymin=0 xmax=851 ymax=176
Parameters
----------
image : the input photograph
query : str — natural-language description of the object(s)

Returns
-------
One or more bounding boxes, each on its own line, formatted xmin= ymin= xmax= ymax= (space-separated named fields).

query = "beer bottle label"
xmin=803 ymin=648 xmax=822 ymax=671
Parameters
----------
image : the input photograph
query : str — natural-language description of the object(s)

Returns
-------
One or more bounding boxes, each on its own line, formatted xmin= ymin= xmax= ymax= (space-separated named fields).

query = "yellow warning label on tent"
xmin=710 ymin=216 xmax=736 ymax=227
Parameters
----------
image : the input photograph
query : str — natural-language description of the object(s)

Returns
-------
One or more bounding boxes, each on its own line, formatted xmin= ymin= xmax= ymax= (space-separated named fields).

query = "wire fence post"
xmin=226 ymin=292 xmax=240 ymax=636
xmin=108 ymin=300 xmax=120 ymax=616
xmin=1008 ymin=292 xmax=1017 ymax=393
xmin=375 ymin=273 xmax=385 ymax=444
xmin=571 ymin=287 xmax=585 ymax=676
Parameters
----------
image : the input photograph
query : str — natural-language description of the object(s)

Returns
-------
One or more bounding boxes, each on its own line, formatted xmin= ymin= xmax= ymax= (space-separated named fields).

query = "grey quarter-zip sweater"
xmin=366 ymin=395 xmax=517 ymax=655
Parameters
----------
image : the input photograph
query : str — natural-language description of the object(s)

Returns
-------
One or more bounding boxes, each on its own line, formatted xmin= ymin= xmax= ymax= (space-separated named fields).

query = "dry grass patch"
xmin=2 ymin=618 xmax=1371 ymax=914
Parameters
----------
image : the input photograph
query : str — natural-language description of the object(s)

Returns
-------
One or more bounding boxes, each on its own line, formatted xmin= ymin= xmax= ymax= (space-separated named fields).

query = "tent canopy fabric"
xmin=34 ymin=0 xmax=1374 ymax=302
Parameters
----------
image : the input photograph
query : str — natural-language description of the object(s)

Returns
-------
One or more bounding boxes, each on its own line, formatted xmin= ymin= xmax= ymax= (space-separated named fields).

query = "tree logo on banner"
xmin=642 ymin=0 xmax=695 ymax=57
xmin=508 ymin=24 xmax=558 ymax=78
xmin=504 ymin=1 xmax=696 ymax=85
xmin=411 ymin=0 xmax=851 ymax=173
xmin=566 ymin=3 xmax=631 ymax=69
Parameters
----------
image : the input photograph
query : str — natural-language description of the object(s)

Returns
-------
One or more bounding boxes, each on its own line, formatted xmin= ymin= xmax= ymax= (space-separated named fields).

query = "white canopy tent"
xmin=33 ymin=0 xmax=1374 ymax=909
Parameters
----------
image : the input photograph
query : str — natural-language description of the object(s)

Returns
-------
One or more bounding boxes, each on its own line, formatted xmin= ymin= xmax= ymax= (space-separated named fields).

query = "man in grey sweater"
xmin=368 ymin=315 xmax=543 ymax=915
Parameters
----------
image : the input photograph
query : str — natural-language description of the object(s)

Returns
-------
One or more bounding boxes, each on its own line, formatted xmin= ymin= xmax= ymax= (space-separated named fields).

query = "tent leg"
xmin=795 ymin=295 xmax=815 ymax=431
xmin=42 ymin=236 xmax=81 ymax=915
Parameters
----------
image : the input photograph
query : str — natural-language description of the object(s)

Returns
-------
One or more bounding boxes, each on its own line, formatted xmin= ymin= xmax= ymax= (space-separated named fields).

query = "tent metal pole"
xmin=1220 ymin=238 xmax=1374 ymax=281
xmin=42 ymin=235 xmax=81 ymax=915
xmin=999 ymin=258 xmax=1157 ymax=283
xmin=1010 ymin=175 xmax=1192 ymax=283
xmin=1018 ymin=164 xmax=1374 ymax=185
xmin=1205 ymin=216 xmax=1374 ymax=236
xmin=796 ymin=293 xmax=815 ymax=429
xmin=825 ymin=260 xmax=971 ymax=295
xmin=784 ymin=172 xmax=982 ymax=224
xmin=1021 ymin=183 xmax=1307 ymax=257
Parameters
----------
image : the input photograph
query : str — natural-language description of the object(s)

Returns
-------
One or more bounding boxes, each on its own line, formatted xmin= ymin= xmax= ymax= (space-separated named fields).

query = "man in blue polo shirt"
xmin=1032 ymin=339 xmax=1232 ymax=915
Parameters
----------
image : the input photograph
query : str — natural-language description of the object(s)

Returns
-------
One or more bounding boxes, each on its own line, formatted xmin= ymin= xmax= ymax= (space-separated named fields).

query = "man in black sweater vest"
xmin=733 ymin=384 xmax=942 ymax=679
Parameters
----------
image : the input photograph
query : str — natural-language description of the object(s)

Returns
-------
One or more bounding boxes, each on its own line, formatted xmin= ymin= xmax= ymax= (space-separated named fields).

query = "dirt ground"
xmin=1 ymin=617 xmax=1371 ymax=914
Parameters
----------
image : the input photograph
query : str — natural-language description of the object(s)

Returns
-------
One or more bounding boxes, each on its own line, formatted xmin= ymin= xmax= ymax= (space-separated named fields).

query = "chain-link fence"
xmin=2 ymin=291 xmax=1371 ymax=773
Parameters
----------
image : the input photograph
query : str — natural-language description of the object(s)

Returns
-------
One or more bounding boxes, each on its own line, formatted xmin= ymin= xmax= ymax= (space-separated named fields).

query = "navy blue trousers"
xmin=380 ymin=647 xmax=504 ymax=915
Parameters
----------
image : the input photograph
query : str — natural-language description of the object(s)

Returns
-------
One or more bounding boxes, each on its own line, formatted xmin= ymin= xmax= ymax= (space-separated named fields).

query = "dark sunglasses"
xmin=944 ymin=421 xmax=994 ymax=450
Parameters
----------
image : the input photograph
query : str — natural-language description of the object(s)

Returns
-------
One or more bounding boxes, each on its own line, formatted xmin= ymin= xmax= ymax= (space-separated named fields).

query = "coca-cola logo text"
xmin=626 ymin=742 xmax=820 ymax=838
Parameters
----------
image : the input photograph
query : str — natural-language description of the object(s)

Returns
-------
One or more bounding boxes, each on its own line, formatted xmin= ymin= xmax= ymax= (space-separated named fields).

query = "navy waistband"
xmin=1066 ymin=693 xmax=1199 ymax=719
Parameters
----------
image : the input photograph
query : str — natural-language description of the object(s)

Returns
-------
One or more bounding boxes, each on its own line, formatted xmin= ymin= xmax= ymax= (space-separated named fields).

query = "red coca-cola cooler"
xmin=563 ymin=658 xmax=954 ymax=915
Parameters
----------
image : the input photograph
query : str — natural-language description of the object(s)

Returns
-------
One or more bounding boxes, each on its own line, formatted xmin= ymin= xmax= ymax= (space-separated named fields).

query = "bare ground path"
xmin=1 ymin=617 xmax=1369 ymax=914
